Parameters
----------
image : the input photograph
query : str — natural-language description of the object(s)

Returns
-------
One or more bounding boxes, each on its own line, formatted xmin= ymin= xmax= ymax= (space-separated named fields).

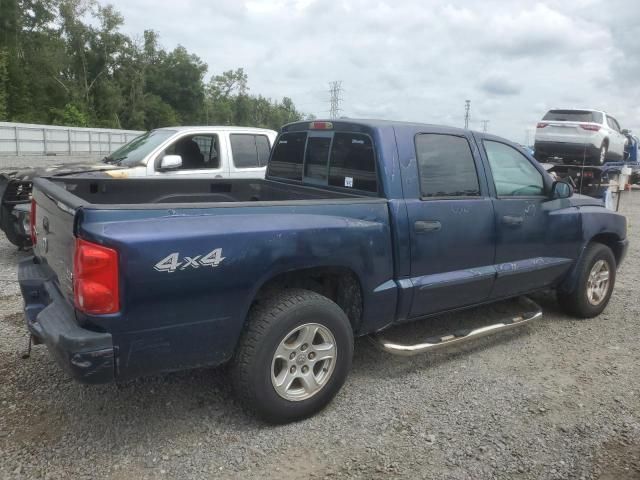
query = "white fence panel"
xmin=0 ymin=122 xmax=143 ymax=156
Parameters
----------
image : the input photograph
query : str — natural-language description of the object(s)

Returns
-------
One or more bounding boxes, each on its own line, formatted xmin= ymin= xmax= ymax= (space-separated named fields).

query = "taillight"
xmin=73 ymin=238 xmax=119 ymax=315
xmin=536 ymin=122 xmax=548 ymax=128
xmin=30 ymin=199 xmax=37 ymax=245
xmin=580 ymin=124 xmax=601 ymax=132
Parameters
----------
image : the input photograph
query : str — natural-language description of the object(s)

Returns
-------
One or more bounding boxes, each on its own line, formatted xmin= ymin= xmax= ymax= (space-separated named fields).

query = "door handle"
xmin=414 ymin=220 xmax=441 ymax=233
xmin=502 ymin=215 xmax=524 ymax=226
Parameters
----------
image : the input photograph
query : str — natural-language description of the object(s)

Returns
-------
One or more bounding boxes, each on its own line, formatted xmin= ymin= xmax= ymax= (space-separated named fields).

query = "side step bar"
xmin=370 ymin=296 xmax=542 ymax=356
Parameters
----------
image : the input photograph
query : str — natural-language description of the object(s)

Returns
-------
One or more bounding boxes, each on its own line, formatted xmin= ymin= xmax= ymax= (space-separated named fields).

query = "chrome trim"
xmin=370 ymin=296 xmax=542 ymax=356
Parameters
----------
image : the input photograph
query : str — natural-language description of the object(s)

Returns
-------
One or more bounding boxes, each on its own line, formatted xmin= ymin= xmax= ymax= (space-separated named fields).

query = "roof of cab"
xmin=155 ymin=126 xmax=277 ymax=133
xmin=283 ymin=118 xmax=476 ymax=136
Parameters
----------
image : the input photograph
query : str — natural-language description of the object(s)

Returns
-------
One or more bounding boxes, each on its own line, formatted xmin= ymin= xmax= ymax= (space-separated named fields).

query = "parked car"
xmin=19 ymin=119 xmax=627 ymax=423
xmin=0 ymin=126 xmax=277 ymax=248
xmin=534 ymin=109 xmax=628 ymax=165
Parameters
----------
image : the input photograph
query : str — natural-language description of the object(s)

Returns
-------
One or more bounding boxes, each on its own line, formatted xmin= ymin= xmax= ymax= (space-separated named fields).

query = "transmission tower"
xmin=464 ymin=100 xmax=471 ymax=129
xmin=481 ymin=120 xmax=489 ymax=132
xmin=329 ymin=81 xmax=343 ymax=119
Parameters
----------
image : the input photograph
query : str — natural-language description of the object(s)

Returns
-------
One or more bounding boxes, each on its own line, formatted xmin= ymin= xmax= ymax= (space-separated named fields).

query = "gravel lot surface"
xmin=1 ymin=193 xmax=639 ymax=480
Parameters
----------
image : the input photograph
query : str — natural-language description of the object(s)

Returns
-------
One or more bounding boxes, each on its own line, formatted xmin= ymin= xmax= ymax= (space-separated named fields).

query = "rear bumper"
xmin=534 ymin=141 xmax=600 ymax=161
xmin=18 ymin=257 xmax=115 ymax=384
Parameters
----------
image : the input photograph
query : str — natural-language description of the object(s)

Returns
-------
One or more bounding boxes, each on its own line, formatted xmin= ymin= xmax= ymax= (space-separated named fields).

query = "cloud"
xmin=480 ymin=76 xmax=522 ymax=96
xmin=107 ymin=0 xmax=640 ymax=142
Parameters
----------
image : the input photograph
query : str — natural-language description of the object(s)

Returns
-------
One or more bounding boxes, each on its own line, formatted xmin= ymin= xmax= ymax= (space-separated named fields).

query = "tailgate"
xmin=539 ymin=122 xmax=596 ymax=142
xmin=31 ymin=182 xmax=78 ymax=300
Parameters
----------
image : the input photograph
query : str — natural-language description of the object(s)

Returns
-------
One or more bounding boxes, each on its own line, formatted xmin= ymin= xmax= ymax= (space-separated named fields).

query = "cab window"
xmin=162 ymin=134 xmax=219 ymax=170
xmin=484 ymin=141 xmax=544 ymax=196
xmin=230 ymin=134 xmax=271 ymax=168
xmin=415 ymin=134 xmax=480 ymax=198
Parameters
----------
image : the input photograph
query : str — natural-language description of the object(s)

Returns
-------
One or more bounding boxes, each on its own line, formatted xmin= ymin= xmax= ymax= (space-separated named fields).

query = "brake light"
xmin=580 ymin=124 xmax=600 ymax=131
xmin=309 ymin=121 xmax=333 ymax=130
xmin=30 ymin=198 xmax=36 ymax=245
xmin=583 ymin=171 xmax=594 ymax=178
xmin=73 ymin=238 xmax=119 ymax=315
xmin=536 ymin=122 xmax=548 ymax=128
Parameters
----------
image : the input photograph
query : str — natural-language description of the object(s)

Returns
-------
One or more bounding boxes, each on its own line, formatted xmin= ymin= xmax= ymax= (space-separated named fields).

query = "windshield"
xmin=103 ymin=130 xmax=177 ymax=167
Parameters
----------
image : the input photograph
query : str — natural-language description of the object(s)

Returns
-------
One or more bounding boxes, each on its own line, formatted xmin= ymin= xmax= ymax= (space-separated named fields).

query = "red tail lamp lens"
xmin=73 ymin=238 xmax=119 ymax=314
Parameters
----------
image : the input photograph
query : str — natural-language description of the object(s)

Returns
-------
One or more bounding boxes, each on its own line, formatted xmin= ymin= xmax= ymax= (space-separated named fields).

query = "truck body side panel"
xmin=77 ymin=202 xmax=395 ymax=379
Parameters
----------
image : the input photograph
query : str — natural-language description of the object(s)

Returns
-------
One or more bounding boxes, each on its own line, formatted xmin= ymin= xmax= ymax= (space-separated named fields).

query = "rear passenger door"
xmin=401 ymin=129 xmax=496 ymax=319
xmin=480 ymin=136 xmax=580 ymax=297
xmin=228 ymin=133 xmax=271 ymax=178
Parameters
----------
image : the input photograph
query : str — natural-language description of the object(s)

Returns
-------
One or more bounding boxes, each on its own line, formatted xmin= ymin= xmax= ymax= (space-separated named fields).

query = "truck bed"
xmin=43 ymin=176 xmax=368 ymax=207
xmin=29 ymin=175 xmax=395 ymax=381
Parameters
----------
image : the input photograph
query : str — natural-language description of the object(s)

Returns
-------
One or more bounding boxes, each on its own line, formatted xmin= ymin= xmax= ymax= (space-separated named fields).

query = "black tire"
xmin=557 ymin=243 xmax=616 ymax=318
xmin=1 ymin=206 xmax=31 ymax=249
xmin=535 ymin=153 xmax=548 ymax=163
xmin=232 ymin=289 xmax=354 ymax=423
xmin=596 ymin=142 xmax=608 ymax=165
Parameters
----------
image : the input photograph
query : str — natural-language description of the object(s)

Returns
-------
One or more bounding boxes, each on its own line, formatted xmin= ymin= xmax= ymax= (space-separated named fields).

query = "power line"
xmin=481 ymin=120 xmax=489 ymax=132
xmin=329 ymin=81 xmax=343 ymax=119
xmin=464 ymin=100 xmax=471 ymax=129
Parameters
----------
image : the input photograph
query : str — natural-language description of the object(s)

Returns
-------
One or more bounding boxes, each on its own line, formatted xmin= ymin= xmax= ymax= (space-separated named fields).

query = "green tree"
xmin=0 ymin=49 xmax=8 ymax=120
xmin=0 ymin=2 xmax=306 ymax=130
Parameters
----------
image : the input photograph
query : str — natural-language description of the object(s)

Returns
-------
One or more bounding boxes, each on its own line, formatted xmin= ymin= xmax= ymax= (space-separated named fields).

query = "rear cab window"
xmin=268 ymin=128 xmax=378 ymax=194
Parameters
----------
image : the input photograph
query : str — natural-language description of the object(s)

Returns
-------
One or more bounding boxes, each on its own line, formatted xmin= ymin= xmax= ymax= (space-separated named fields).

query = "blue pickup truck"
xmin=19 ymin=119 xmax=628 ymax=423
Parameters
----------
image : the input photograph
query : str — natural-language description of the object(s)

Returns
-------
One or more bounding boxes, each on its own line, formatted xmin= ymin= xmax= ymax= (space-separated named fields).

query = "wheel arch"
xmin=559 ymin=233 xmax=623 ymax=295
xmin=589 ymin=232 xmax=624 ymax=265
xmin=248 ymin=266 xmax=365 ymax=332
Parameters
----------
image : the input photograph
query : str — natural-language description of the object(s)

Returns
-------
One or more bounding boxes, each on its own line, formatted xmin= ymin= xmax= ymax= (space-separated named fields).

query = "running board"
xmin=370 ymin=296 xmax=542 ymax=356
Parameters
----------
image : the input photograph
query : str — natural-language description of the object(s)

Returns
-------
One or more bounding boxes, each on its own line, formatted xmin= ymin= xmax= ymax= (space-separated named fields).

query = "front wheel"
xmin=232 ymin=289 xmax=354 ymax=423
xmin=557 ymin=243 xmax=616 ymax=318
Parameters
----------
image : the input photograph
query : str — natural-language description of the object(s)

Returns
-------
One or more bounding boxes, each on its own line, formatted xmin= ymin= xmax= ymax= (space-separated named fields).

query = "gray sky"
xmin=108 ymin=0 xmax=639 ymax=143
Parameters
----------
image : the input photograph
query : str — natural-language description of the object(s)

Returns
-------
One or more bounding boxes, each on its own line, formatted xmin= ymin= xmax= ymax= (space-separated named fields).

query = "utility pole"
xmin=329 ymin=81 xmax=343 ymax=119
xmin=464 ymin=100 xmax=471 ymax=129
xmin=481 ymin=120 xmax=489 ymax=132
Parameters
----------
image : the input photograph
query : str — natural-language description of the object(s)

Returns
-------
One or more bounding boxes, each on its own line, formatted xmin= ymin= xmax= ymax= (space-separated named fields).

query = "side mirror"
xmin=159 ymin=155 xmax=182 ymax=171
xmin=551 ymin=180 xmax=573 ymax=199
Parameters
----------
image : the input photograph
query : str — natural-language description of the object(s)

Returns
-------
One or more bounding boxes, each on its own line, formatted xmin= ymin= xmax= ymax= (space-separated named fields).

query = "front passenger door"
xmin=482 ymin=138 xmax=580 ymax=298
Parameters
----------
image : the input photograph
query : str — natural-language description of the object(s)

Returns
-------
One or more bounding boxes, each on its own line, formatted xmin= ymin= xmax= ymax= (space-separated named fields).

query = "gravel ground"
xmin=1 ymin=193 xmax=639 ymax=480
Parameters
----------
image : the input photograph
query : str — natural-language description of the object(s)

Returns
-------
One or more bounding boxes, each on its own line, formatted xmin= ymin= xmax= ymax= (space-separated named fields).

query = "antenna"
xmin=329 ymin=81 xmax=343 ymax=119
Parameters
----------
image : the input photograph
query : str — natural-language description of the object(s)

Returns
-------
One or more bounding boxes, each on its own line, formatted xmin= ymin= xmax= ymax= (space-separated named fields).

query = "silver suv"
xmin=534 ymin=109 xmax=627 ymax=165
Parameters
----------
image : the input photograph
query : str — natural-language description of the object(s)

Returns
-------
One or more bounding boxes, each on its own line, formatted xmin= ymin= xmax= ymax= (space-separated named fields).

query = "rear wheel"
xmin=232 ymin=289 xmax=354 ymax=423
xmin=597 ymin=143 xmax=608 ymax=165
xmin=557 ymin=243 xmax=616 ymax=318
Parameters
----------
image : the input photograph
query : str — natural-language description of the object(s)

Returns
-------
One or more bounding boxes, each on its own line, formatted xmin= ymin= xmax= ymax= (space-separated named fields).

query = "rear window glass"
xmin=542 ymin=110 xmax=603 ymax=123
xmin=268 ymin=131 xmax=377 ymax=193
xmin=268 ymin=132 xmax=307 ymax=180
xmin=328 ymin=133 xmax=377 ymax=192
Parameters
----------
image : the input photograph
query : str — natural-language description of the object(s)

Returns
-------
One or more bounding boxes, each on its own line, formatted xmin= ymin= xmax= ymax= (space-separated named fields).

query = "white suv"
xmin=534 ymin=109 xmax=627 ymax=165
